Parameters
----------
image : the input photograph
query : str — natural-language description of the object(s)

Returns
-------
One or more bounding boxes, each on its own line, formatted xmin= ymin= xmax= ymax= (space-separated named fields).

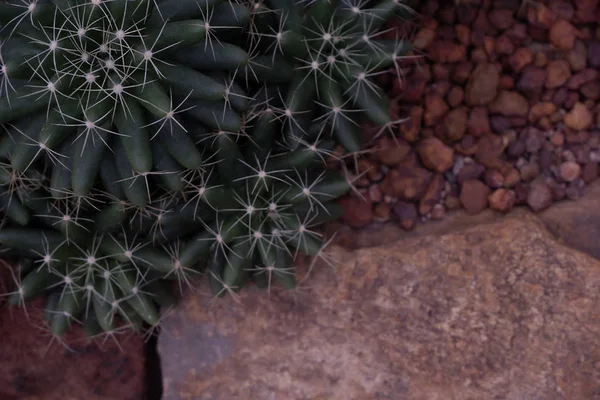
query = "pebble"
xmin=564 ymin=102 xmax=593 ymax=130
xmin=527 ymin=180 xmax=553 ymax=212
xmin=417 ymin=137 xmax=454 ymax=173
xmin=489 ymin=91 xmax=529 ymax=117
xmin=372 ymin=202 xmax=392 ymax=223
xmin=431 ymin=204 xmax=446 ymax=220
xmin=459 ymin=180 xmax=491 ymax=214
xmin=393 ymin=201 xmax=418 ymax=231
xmin=549 ymin=19 xmax=577 ymax=51
xmin=559 ymin=161 xmax=582 ymax=182
xmin=489 ymin=189 xmax=516 ymax=213
xmin=339 ymin=197 xmax=373 ymax=228
xmin=465 ymin=63 xmax=500 ymax=105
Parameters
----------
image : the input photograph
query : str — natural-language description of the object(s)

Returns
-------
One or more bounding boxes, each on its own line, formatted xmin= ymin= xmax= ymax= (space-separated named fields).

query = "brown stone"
xmin=339 ymin=196 xmax=373 ymax=228
xmin=549 ymin=19 xmax=577 ymax=50
xmin=564 ymin=91 xmax=580 ymax=110
xmin=567 ymin=68 xmax=598 ymax=90
xmin=475 ymin=134 xmax=505 ymax=169
xmin=393 ymin=201 xmax=418 ymax=231
xmin=527 ymin=180 xmax=553 ymax=212
xmin=489 ymin=188 xmax=516 ymax=213
xmin=464 ymin=63 xmax=500 ymax=106
xmin=380 ymin=166 xmax=432 ymax=201
xmin=529 ymin=102 xmax=557 ymax=122
xmin=467 ymin=107 xmax=491 ymax=136
xmin=442 ymin=107 xmax=468 ymax=142
xmin=489 ymin=91 xmax=529 ymax=117
xmin=575 ymin=0 xmax=599 ymax=22
xmin=581 ymin=81 xmax=600 ymax=99
xmin=534 ymin=51 xmax=548 ymax=67
xmin=517 ymin=66 xmax=547 ymax=95
xmin=459 ymin=179 xmax=490 ymax=214
xmin=528 ymin=4 xmax=557 ymax=28
xmin=419 ymin=174 xmax=444 ymax=215
xmin=400 ymin=76 xmax=426 ymax=102
xmin=457 ymin=162 xmax=485 ymax=184
xmin=424 ymin=93 xmax=449 ymax=126
xmin=489 ymin=9 xmax=515 ymax=30
xmin=582 ymin=162 xmax=598 ymax=183
xmin=372 ymin=201 xmax=391 ymax=222
xmin=545 ymin=59 xmax=572 ymax=89
xmin=452 ymin=62 xmax=473 ymax=85
xmin=567 ymin=40 xmax=588 ymax=72
xmin=504 ymin=168 xmax=521 ymax=187
xmin=588 ymin=41 xmax=600 ymax=68
xmin=471 ymin=47 xmax=489 ymax=63
xmin=559 ymin=161 xmax=582 ymax=182
xmin=550 ymin=131 xmax=565 ymax=147
xmin=413 ymin=27 xmax=436 ymax=50
xmin=399 ymin=106 xmax=423 ymax=143
xmin=509 ymin=47 xmax=533 ymax=72
xmin=485 ymin=169 xmax=505 ymax=188
xmin=455 ymin=25 xmax=471 ymax=45
xmin=430 ymin=41 xmax=467 ymax=63
xmin=375 ymin=136 xmax=411 ymax=166
xmin=446 ymin=86 xmax=464 ymax=108
xmin=564 ymin=102 xmax=593 ymax=130
xmin=520 ymin=162 xmax=541 ymax=182
xmin=417 ymin=137 xmax=454 ymax=173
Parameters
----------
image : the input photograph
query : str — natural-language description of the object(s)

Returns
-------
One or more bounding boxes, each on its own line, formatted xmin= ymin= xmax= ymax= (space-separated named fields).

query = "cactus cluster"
xmin=0 ymin=0 xmax=413 ymax=340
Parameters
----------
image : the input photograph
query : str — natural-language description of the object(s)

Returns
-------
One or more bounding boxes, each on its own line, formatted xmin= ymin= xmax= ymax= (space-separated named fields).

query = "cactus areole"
xmin=0 ymin=0 xmax=412 ymax=337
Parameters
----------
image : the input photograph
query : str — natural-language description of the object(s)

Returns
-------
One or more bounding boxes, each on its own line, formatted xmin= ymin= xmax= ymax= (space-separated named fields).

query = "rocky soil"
xmin=336 ymin=0 xmax=600 ymax=230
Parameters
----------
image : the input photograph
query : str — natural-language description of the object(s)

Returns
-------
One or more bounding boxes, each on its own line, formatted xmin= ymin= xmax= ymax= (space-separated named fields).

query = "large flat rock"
xmin=158 ymin=210 xmax=600 ymax=400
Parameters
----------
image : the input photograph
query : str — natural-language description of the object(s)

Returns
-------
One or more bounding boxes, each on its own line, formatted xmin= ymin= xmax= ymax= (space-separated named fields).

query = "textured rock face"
xmin=159 ymin=210 xmax=600 ymax=400
xmin=0 ymin=275 xmax=146 ymax=400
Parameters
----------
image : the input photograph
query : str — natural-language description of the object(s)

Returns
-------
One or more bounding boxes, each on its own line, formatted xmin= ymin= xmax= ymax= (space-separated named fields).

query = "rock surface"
xmin=159 ymin=203 xmax=600 ymax=399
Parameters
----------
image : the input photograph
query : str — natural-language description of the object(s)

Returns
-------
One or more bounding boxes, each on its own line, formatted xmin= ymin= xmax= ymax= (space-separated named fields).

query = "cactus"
xmin=0 ymin=0 xmax=414 ymax=340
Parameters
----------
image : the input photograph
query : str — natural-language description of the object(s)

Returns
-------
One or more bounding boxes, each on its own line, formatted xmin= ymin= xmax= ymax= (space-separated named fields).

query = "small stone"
xmin=519 ymin=162 xmax=541 ymax=182
xmin=368 ymin=184 xmax=383 ymax=203
xmin=564 ymin=102 xmax=593 ymax=130
xmin=452 ymin=62 xmax=473 ymax=84
xmin=442 ymin=107 xmax=468 ymax=141
xmin=459 ymin=180 xmax=491 ymax=214
xmin=524 ymin=128 xmax=544 ymax=153
xmin=545 ymin=59 xmax=572 ymax=89
xmin=529 ymin=102 xmax=557 ymax=122
xmin=417 ymin=137 xmax=454 ymax=173
xmin=565 ymin=183 xmax=583 ymax=200
xmin=446 ymin=86 xmax=464 ymax=107
xmin=567 ymin=40 xmax=588 ymax=72
xmin=380 ymin=167 xmax=432 ymax=201
xmin=418 ymin=174 xmax=444 ymax=215
xmin=582 ymin=162 xmax=598 ymax=183
xmin=567 ymin=68 xmax=598 ymax=90
xmin=339 ymin=197 xmax=372 ymax=228
xmin=424 ymin=93 xmax=449 ymax=126
xmin=588 ymin=41 xmax=600 ymax=68
xmin=550 ymin=19 xmax=577 ymax=50
xmin=559 ymin=161 xmax=582 ymax=182
xmin=413 ymin=27 xmax=436 ymax=50
xmin=375 ymin=136 xmax=411 ymax=166
xmin=563 ymin=91 xmax=580 ymax=110
xmin=465 ymin=63 xmax=500 ymax=106
xmin=399 ymin=106 xmax=423 ymax=143
xmin=475 ymin=134 xmax=505 ymax=169
xmin=489 ymin=188 xmax=516 ymax=213
xmin=489 ymin=9 xmax=514 ymax=30
xmin=575 ymin=0 xmax=599 ymax=22
xmin=550 ymin=132 xmax=565 ymax=146
xmin=528 ymin=4 xmax=556 ymax=29
xmin=581 ymin=81 xmax=600 ymax=99
xmin=400 ymin=76 xmax=426 ymax=102
xmin=527 ymin=180 xmax=553 ymax=212
xmin=393 ymin=201 xmax=417 ymax=231
xmin=430 ymin=41 xmax=467 ymax=63
xmin=509 ymin=47 xmax=533 ymax=72
xmin=504 ymin=168 xmax=521 ymax=187
xmin=517 ymin=66 xmax=547 ymax=95
xmin=485 ymin=169 xmax=505 ymax=188
xmin=455 ymin=25 xmax=471 ymax=45
xmin=489 ymin=91 xmax=529 ymax=117
xmin=467 ymin=107 xmax=491 ymax=137
xmin=430 ymin=204 xmax=445 ymax=220
xmin=372 ymin=202 xmax=391 ymax=223
xmin=457 ymin=162 xmax=485 ymax=183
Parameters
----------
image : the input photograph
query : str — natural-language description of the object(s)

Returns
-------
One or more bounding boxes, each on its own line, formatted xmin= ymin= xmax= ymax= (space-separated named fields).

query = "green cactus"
xmin=0 ymin=0 xmax=414 ymax=339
